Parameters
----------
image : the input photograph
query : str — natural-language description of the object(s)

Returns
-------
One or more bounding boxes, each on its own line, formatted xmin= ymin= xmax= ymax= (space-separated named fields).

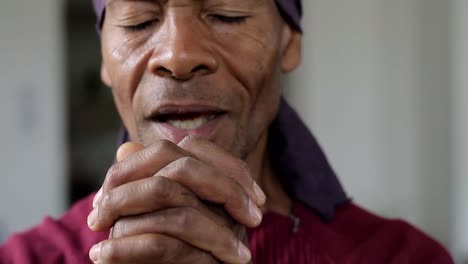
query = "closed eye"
xmin=209 ymin=14 xmax=248 ymax=24
xmin=121 ymin=20 xmax=157 ymax=32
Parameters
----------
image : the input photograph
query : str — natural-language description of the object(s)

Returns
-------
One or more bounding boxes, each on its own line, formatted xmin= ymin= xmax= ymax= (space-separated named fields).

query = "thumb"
xmin=116 ymin=142 xmax=145 ymax=162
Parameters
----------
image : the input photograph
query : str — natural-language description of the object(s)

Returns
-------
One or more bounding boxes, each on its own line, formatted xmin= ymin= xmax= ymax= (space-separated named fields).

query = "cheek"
xmin=102 ymin=29 xmax=153 ymax=136
xmin=214 ymin=25 xmax=283 ymax=106
xmin=220 ymin=29 xmax=279 ymax=81
xmin=104 ymin=34 xmax=149 ymax=96
xmin=214 ymin=27 xmax=283 ymax=145
xmin=236 ymin=28 xmax=282 ymax=85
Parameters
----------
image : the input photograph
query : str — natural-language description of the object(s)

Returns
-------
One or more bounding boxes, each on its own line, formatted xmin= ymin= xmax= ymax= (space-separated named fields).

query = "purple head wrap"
xmin=93 ymin=0 xmax=302 ymax=32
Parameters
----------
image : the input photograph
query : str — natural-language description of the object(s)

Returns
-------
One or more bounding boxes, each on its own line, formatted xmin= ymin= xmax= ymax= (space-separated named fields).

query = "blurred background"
xmin=0 ymin=0 xmax=467 ymax=262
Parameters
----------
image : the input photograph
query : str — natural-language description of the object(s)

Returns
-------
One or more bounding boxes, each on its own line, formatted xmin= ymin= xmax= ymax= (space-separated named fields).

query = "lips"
xmin=153 ymin=112 xmax=220 ymax=130
xmin=147 ymin=104 xmax=227 ymax=140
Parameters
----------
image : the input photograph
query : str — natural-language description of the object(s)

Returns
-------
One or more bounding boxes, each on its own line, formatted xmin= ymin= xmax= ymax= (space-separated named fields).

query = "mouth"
xmin=148 ymin=105 xmax=227 ymax=131
xmin=152 ymin=111 xmax=223 ymax=130
xmin=147 ymin=105 xmax=228 ymax=143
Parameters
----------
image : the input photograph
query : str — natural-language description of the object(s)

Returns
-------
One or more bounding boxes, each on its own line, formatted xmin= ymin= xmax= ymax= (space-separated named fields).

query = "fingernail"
xmin=253 ymin=182 xmax=266 ymax=205
xmin=93 ymin=188 xmax=103 ymax=208
xmin=238 ymin=243 xmax=252 ymax=263
xmin=87 ymin=208 xmax=98 ymax=228
xmin=249 ymin=199 xmax=262 ymax=225
xmin=89 ymin=242 xmax=102 ymax=262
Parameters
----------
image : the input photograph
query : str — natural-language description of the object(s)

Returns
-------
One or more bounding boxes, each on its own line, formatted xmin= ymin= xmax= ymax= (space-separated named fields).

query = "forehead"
xmin=96 ymin=0 xmax=302 ymax=32
xmin=105 ymin=0 xmax=264 ymax=6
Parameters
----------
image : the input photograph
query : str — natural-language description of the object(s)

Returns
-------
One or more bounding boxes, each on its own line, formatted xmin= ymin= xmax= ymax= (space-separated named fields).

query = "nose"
xmin=148 ymin=13 xmax=218 ymax=81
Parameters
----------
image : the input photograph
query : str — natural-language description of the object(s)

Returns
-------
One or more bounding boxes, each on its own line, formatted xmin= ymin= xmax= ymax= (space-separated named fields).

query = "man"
xmin=0 ymin=0 xmax=454 ymax=263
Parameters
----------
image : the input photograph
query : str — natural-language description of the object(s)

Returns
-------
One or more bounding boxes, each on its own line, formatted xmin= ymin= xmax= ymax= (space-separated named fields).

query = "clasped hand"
xmin=87 ymin=136 xmax=266 ymax=263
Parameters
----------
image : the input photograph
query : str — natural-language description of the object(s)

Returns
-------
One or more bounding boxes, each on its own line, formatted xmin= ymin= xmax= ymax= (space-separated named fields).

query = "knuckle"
xmin=146 ymin=235 xmax=193 ymax=263
xmin=184 ymin=191 xmax=202 ymax=208
xmin=196 ymin=251 xmax=218 ymax=264
xmin=175 ymin=207 xmax=197 ymax=229
xmin=111 ymin=220 xmax=128 ymax=238
xmin=147 ymin=236 xmax=166 ymax=258
xmin=167 ymin=156 xmax=199 ymax=180
xmin=234 ymin=159 xmax=253 ymax=180
xmin=228 ymin=236 xmax=241 ymax=254
xmin=152 ymin=139 xmax=175 ymax=153
xmin=178 ymin=156 xmax=198 ymax=171
xmin=178 ymin=135 xmax=202 ymax=147
xmin=135 ymin=148 xmax=152 ymax=162
xmin=99 ymin=191 xmax=116 ymax=212
xmin=104 ymin=163 xmax=123 ymax=187
xmin=226 ymin=183 xmax=246 ymax=209
xmin=146 ymin=235 xmax=178 ymax=261
xmin=149 ymin=177 xmax=173 ymax=201
xmin=100 ymin=241 xmax=120 ymax=261
xmin=219 ymin=232 xmax=238 ymax=253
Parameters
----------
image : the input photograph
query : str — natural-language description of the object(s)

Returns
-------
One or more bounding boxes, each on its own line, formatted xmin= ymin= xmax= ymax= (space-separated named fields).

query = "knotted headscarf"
xmin=92 ymin=0 xmax=302 ymax=32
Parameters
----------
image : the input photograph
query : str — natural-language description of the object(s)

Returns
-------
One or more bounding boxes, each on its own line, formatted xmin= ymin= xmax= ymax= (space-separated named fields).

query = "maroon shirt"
xmin=0 ymin=194 xmax=453 ymax=263
xmin=0 ymin=99 xmax=454 ymax=263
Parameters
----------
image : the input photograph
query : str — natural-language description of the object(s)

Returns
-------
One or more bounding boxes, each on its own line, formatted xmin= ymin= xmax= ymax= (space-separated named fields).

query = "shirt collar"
xmin=268 ymin=97 xmax=348 ymax=221
xmin=119 ymin=97 xmax=348 ymax=222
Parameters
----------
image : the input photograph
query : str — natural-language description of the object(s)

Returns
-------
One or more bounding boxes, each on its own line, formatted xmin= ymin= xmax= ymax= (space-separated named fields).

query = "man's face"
xmin=101 ymin=0 xmax=301 ymax=159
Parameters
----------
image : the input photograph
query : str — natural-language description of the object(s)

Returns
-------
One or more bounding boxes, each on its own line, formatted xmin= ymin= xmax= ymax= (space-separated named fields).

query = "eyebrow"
xmin=106 ymin=0 xmax=257 ymax=5
xmin=105 ymin=0 xmax=261 ymax=9
xmin=106 ymin=0 xmax=164 ymax=6
xmin=106 ymin=0 xmax=171 ymax=5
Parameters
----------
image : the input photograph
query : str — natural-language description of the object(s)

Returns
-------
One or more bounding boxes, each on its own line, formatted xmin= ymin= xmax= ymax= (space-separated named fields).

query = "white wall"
xmin=0 ymin=0 xmax=66 ymax=242
xmin=451 ymin=0 xmax=468 ymax=262
xmin=286 ymin=0 xmax=463 ymax=261
xmin=0 ymin=0 xmax=464 ymax=261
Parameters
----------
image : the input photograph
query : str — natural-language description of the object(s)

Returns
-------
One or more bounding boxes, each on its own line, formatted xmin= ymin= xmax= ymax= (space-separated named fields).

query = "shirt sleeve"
xmin=0 ymin=195 xmax=107 ymax=264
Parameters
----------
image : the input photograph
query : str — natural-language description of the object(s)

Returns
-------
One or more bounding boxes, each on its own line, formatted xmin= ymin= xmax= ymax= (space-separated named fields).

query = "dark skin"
xmin=88 ymin=0 xmax=302 ymax=263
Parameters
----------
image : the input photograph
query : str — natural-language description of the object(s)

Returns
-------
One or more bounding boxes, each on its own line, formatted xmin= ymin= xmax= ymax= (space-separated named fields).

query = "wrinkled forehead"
xmin=92 ymin=0 xmax=302 ymax=32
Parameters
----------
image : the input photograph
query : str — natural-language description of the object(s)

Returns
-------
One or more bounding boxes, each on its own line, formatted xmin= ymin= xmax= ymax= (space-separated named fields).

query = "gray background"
xmin=0 ymin=0 xmax=467 ymax=262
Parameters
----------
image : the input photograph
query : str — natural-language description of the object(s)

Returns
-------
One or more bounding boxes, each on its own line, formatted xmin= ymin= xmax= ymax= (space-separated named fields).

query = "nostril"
xmin=155 ymin=67 xmax=173 ymax=78
xmin=157 ymin=66 xmax=194 ymax=81
xmin=155 ymin=65 xmax=208 ymax=81
xmin=192 ymin=65 xmax=209 ymax=74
